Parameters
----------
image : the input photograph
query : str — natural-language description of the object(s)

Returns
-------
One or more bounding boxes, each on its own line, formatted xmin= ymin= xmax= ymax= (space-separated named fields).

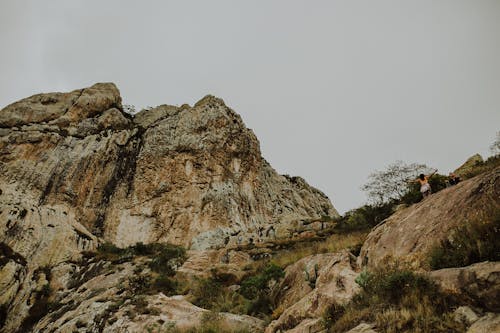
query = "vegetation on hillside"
xmin=324 ymin=266 xmax=466 ymax=333
xmin=335 ymin=158 xmax=483 ymax=233
xmin=190 ymin=262 xmax=285 ymax=320
xmin=429 ymin=212 xmax=500 ymax=269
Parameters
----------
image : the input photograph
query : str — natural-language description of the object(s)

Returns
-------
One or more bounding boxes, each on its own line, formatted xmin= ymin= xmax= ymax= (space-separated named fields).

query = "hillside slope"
xmin=359 ymin=165 xmax=500 ymax=270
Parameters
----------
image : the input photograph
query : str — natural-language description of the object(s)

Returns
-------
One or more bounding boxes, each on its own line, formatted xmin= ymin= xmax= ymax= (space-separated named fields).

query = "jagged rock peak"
xmin=0 ymin=79 xmax=338 ymax=266
xmin=0 ymin=83 xmax=339 ymax=332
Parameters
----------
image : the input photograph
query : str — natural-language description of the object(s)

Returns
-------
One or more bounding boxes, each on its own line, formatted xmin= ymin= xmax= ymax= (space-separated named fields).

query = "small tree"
xmin=361 ymin=160 xmax=433 ymax=204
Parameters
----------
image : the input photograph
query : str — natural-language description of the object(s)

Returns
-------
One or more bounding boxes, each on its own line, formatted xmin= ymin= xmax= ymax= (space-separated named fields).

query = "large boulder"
xmin=266 ymin=251 xmax=359 ymax=333
xmin=358 ymin=166 xmax=500 ymax=270
xmin=428 ymin=261 xmax=500 ymax=312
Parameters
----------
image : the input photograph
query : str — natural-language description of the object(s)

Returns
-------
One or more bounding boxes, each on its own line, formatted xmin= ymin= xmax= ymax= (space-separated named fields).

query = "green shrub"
xmin=128 ymin=274 xmax=153 ymax=294
xmin=153 ymin=275 xmax=179 ymax=296
xmin=98 ymin=242 xmax=125 ymax=255
xmin=429 ymin=214 xmax=500 ymax=270
xmin=238 ymin=263 xmax=284 ymax=317
xmin=94 ymin=242 xmax=186 ymax=269
xmin=239 ymin=263 xmax=284 ymax=299
xmin=190 ymin=263 xmax=284 ymax=318
xmin=190 ymin=275 xmax=249 ymax=314
xmin=132 ymin=242 xmax=158 ymax=256
xmin=325 ymin=267 xmax=465 ymax=333
xmin=191 ymin=277 xmax=225 ymax=310
xmin=335 ymin=202 xmax=395 ymax=233
xmin=148 ymin=244 xmax=186 ymax=276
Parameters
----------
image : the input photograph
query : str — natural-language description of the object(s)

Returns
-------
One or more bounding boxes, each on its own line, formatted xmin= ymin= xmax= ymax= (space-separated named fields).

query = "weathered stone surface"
xmin=1 ymin=83 xmax=337 ymax=252
xmin=0 ymin=83 xmax=122 ymax=128
xmin=178 ymin=249 xmax=252 ymax=282
xmin=104 ymin=295 xmax=264 ymax=333
xmin=266 ymin=251 xmax=359 ymax=333
xmin=284 ymin=318 xmax=325 ymax=333
xmin=453 ymin=306 xmax=479 ymax=326
xmin=344 ymin=323 xmax=377 ymax=333
xmin=23 ymin=258 xmax=263 ymax=333
xmin=466 ymin=313 xmax=500 ymax=333
xmin=0 ymin=83 xmax=338 ymax=332
xmin=358 ymin=166 xmax=500 ymax=270
xmin=428 ymin=261 xmax=500 ymax=312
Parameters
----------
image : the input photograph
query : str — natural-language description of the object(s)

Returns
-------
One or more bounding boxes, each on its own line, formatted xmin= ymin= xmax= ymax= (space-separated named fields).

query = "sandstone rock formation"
xmin=358 ymin=165 xmax=500 ymax=270
xmin=266 ymin=250 xmax=359 ymax=333
xmin=23 ymin=257 xmax=263 ymax=333
xmin=0 ymin=83 xmax=338 ymax=332
xmin=429 ymin=261 xmax=500 ymax=312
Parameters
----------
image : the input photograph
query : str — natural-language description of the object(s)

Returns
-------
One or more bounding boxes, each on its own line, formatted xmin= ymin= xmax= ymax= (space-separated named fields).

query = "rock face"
xmin=428 ymin=261 xmax=500 ymax=312
xmin=0 ymin=83 xmax=338 ymax=332
xmin=358 ymin=166 xmax=500 ymax=270
xmin=266 ymin=251 xmax=359 ymax=333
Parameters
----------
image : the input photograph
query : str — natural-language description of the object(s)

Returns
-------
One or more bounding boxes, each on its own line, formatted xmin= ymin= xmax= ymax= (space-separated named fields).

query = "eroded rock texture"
xmin=0 ymin=83 xmax=338 ymax=332
xmin=266 ymin=251 xmax=359 ymax=333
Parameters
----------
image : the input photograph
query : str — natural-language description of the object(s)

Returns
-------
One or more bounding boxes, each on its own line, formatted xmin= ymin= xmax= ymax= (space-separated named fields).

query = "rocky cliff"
xmin=0 ymin=83 xmax=337 ymax=332
xmin=1 ymin=82 xmax=498 ymax=333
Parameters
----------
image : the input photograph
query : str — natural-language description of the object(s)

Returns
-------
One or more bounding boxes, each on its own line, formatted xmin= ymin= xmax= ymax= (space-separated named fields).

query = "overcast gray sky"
xmin=1 ymin=0 xmax=499 ymax=213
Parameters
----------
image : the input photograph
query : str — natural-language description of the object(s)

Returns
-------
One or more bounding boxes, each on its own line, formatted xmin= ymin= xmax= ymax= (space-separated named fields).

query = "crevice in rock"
xmin=39 ymin=170 xmax=57 ymax=205
xmin=0 ymin=242 xmax=27 ymax=266
xmin=92 ymin=127 xmax=144 ymax=236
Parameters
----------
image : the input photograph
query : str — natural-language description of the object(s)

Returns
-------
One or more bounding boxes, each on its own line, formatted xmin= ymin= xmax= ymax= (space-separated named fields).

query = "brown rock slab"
xmin=428 ymin=261 xmax=500 ymax=312
xmin=266 ymin=251 xmax=359 ymax=333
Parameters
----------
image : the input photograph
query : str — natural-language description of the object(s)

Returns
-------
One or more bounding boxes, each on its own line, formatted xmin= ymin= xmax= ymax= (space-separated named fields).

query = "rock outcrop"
xmin=266 ymin=251 xmax=359 ymax=333
xmin=0 ymin=83 xmax=338 ymax=332
xmin=358 ymin=166 xmax=500 ymax=270
xmin=466 ymin=313 xmax=500 ymax=333
xmin=429 ymin=261 xmax=500 ymax=312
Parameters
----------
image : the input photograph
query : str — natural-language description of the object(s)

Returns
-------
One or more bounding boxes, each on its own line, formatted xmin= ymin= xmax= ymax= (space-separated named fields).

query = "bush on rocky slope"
xmin=429 ymin=212 xmax=500 ymax=269
xmin=324 ymin=266 xmax=466 ymax=333
xmin=461 ymin=154 xmax=500 ymax=179
xmin=190 ymin=263 xmax=285 ymax=319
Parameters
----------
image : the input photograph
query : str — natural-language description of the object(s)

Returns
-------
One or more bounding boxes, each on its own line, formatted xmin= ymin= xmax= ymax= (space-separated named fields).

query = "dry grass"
xmin=373 ymin=296 xmax=465 ymax=333
xmin=325 ymin=267 xmax=467 ymax=333
xmin=270 ymin=231 xmax=368 ymax=269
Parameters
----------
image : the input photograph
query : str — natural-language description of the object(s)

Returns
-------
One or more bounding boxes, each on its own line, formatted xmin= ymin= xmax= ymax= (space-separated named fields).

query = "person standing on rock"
xmin=409 ymin=169 xmax=437 ymax=199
